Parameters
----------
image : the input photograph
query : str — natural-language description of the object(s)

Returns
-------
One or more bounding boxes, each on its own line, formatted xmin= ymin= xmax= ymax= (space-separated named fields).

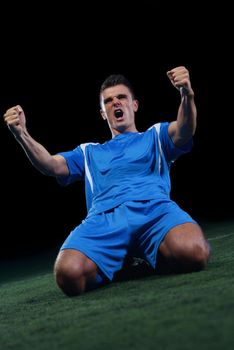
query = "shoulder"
xmin=80 ymin=142 xmax=99 ymax=152
xmin=147 ymin=122 xmax=170 ymax=137
xmin=57 ymin=141 xmax=99 ymax=160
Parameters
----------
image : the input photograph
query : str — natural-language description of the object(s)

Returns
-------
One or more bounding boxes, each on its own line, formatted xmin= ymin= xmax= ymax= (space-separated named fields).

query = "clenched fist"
xmin=3 ymin=105 xmax=26 ymax=137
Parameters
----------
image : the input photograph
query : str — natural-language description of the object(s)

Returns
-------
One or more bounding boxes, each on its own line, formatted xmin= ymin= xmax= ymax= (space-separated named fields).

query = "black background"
xmin=1 ymin=2 xmax=233 ymax=259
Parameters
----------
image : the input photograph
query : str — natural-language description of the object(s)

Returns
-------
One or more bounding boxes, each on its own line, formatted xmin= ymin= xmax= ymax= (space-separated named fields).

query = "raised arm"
xmin=3 ymin=105 xmax=69 ymax=177
xmin=167 ymin=66 xmax=197 ymax=147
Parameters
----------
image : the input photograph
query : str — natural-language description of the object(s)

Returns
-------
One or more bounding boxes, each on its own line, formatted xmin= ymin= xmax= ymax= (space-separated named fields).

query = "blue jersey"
xmin=57 ymin=122 xmax=192 ymax=216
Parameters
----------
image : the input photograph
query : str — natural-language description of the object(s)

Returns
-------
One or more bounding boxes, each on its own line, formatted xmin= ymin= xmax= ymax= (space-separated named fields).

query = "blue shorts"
xmin=60 ymin=198 xmax=196 ymax=281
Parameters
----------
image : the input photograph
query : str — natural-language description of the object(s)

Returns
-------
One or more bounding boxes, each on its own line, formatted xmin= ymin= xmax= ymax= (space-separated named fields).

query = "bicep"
xmin=52 ymin=154 xmax=69 ymax=176
xmin=168 ymin=121 xmax=190 ymax=147
xmin=168 ymin=121 xmax=178 ymax=144
xmin=160 ymin=122 xmax=193 ymax=160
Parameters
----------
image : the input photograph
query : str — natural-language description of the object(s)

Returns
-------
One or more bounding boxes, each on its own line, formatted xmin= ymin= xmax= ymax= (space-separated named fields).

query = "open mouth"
xmin=114 ymin=109 xmax=123 ymax=119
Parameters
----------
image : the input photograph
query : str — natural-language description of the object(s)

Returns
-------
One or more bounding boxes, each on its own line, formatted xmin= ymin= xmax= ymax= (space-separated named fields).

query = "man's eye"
xmin=118 ymin=94 xmax=127 ymax=99
xmin=104 ymin=98 xmax=112 ymax=105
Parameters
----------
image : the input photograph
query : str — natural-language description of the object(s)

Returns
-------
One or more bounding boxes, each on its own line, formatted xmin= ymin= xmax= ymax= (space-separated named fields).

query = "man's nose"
xmin=113 ymin=96 xmax=121 ymax=105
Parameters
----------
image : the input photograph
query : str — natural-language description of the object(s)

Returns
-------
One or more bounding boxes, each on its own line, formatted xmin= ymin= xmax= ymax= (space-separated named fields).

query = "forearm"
xmin=169 ymin=93 xmax=197 ymax=147
xmin=167 ymin=66 xmax=198 ymax=146
xmin=177 ymin=92 xmax=197 ymax=138
xmin=15 ymin=130 xmax=57 ymax=176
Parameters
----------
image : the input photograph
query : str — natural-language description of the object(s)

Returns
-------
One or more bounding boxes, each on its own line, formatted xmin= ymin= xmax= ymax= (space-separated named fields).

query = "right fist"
xmin=3 ymin=105 xmax=26 ymax=136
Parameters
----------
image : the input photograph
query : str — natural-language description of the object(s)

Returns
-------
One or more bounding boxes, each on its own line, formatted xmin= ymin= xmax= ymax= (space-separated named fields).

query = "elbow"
xmin=37 ymin=166 xmax=55 ymax=177
xmin=37 ymin=158 xmax=60 ymax=177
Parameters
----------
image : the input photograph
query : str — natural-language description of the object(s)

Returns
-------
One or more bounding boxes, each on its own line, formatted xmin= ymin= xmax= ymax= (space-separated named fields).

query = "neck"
xmin=111 ymin=125 xmax=138 ymax=138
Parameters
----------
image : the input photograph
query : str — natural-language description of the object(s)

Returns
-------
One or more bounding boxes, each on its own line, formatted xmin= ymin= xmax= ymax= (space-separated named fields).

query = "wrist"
xmin=14 ymin=128 xmax=28 ymax=142
xmin=180 ymin=88 xmax=194 ymax=98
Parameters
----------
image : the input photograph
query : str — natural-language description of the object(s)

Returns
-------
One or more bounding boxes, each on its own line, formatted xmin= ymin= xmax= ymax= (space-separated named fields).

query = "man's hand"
xmin=167 ymin=66 xmax=194 ymax=97
xmin=3 ymin=105 xmax=26 ymax=138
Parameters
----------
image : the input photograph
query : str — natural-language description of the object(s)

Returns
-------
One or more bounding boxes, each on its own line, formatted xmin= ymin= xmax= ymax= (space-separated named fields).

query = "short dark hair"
xmin=100 ymin=74 xmax=136 ymax=100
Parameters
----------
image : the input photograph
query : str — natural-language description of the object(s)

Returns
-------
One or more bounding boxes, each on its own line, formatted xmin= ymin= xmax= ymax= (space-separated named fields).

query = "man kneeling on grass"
xmin=3 ymin=66 xmax=210 ymax=296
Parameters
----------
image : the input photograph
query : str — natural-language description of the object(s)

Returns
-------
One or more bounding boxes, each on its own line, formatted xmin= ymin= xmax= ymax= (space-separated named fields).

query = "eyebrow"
xmin=103 ymin=94 xmax=128 ymax=105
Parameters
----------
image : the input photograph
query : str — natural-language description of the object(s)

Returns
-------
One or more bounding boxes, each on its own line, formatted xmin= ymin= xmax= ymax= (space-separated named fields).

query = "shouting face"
xmin=100 ymin=84 xmax=139 ymax=137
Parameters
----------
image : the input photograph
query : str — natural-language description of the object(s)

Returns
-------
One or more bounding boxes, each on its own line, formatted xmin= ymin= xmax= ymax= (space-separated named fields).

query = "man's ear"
xmin=100 ymin=109 xmax=107 ymax=120
xmin=133 ymin=100 xmax=139 ymax=112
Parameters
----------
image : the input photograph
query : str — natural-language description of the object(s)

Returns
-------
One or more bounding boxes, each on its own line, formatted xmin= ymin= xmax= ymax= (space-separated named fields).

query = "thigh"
xmin=131 ymin=198 xmax=197 ymax=268
xmin=158 ymin=222 xmax=208 ymax=259
xmin=157 ymin=222 xmax=211 ymax=273
xmin=60 ymin=205 xmax=131 ymax=281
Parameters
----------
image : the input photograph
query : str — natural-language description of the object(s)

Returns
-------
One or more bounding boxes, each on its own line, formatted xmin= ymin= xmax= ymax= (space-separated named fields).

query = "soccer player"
xmin=3 ymin=66 xmax=210 ymax=296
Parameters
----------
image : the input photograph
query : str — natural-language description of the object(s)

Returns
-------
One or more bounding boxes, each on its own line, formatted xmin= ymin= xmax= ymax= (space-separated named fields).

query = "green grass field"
xmin=1 ymin=220 xmax=234 ymax=350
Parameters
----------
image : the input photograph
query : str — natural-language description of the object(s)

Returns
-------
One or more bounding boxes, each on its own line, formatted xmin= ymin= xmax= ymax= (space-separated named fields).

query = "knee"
xmin=171 ymin=241 xmax=211 ymax=273
xmin=54 ymin=250 xmax=99 ymax=297
xmin=158 ymin=224 xmax=211 ymax=274
xmin=54 ymin=262 xmax=86 ymax=297
xmin=192 ymin=240 xmax=211 ymax=270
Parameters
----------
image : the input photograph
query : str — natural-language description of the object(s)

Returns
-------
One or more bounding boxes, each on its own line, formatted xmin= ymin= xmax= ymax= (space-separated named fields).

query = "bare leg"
xmin=54 ymin=249 xmax=100 ymax=296
xmin=157 ymin=223 xmax=211 ymax=274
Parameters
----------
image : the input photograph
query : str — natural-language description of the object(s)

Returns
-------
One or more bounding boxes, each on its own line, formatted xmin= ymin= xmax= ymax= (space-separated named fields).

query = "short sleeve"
xmin=56 ymin=146 xmax=85 ymax=186
xmin=158 ymin=122 xmax=193 ymax=164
